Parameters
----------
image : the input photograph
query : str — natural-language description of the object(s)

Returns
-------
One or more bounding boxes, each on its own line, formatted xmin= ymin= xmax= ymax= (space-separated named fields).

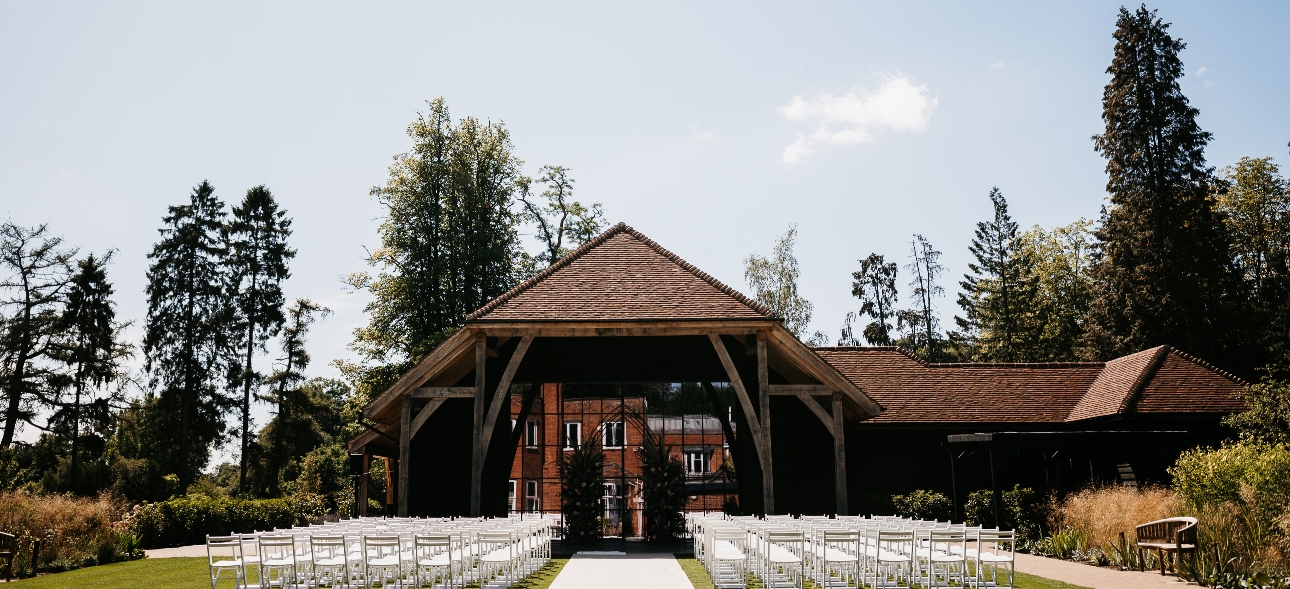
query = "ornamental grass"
xmin=0 ymin=489 xmax=140 ymax=576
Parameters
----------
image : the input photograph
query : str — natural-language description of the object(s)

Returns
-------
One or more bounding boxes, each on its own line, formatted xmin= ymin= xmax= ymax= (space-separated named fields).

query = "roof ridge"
xmin=1167 ymin=347 xmax=1248 ymax=386
xmin=929 ymin=361 xmax=1107 ymax=368
xmin=465 ymin=222 xmax=775 ymax=321
xmin=1115 ymin=345 xmax=1172 ymax=414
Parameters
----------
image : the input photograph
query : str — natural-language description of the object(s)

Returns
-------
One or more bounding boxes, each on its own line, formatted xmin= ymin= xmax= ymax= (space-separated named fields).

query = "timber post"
xmin=399 ymin=397 xmax=411 ymax=516
xmin=470 ymin=332 xmax=487 ymax=517
xmin=832 ymin=392 xmax=848 ymax=515
xmin=757 ymin=331 xmax=774 ymax=515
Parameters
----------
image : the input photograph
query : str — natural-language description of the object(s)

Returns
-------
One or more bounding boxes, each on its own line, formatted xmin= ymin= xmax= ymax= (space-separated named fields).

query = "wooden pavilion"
xmin=347 ymin=223 xmax=884 ymax=518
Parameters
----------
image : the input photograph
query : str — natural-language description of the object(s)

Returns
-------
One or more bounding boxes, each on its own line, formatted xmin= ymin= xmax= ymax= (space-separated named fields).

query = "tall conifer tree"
xmin=228 ymin=185 xmax=294 ymax=494
xmin=1083 ymin=6 xmax=1238 ymax=367
xmin=144 ymin=181 xmax=235 ymax=487
xmin=956 ymin=188 xmax=1036 ymax=361
xmin=57 ymin=252 xmax=128 ymax=491
xmin=261 ymin=298 xmax=328 ymax=497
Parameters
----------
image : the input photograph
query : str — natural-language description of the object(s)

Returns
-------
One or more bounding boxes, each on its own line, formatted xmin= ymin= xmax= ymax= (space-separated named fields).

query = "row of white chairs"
xmin=206 ymin=515 xmax=557 ymax=589
xmin=688 ymin=513 xmax=1016 ymax=589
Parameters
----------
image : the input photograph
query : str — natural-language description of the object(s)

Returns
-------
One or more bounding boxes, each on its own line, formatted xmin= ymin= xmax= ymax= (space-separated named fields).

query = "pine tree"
xmin=227 ymin=185 xmax=295 ymax=494
xmin=0 ymin=222 xmax=76 ymax=449
xmin=1083 ymin=6 xmax=1240 ymax=367
xmin=56 ymin=252 xmax=129 ymax=492
xmin=260 ymin=299 xmax=328 ymax=497
xmin=845 ymin=253 xmax=898 ymax=346
xmin=143 ymin=181 xmax=235 ymax=487
xmin=898 ymin=235 xmax=945 ymax=360
xmin=344 ymin=98 xmax=522 ymax=396
xmin=955 ymin=188 xmax=1036 ymax=361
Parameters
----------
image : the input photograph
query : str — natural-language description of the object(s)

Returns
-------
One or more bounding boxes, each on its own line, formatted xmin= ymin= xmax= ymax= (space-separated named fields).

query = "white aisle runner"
xmin=549 ymin=552 xmax=694 ymax=589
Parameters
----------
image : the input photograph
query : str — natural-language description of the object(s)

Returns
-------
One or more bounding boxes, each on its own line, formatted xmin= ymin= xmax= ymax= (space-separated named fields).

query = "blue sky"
xmin=2 ymin=2 xmax=1288 ymax=445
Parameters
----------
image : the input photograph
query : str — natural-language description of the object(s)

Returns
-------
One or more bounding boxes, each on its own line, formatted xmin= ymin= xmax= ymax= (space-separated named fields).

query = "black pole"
xmin=949 ymin=450 xmax=959 ymax=522
xmin=989 ymin=447 xmax=1001 ymax=530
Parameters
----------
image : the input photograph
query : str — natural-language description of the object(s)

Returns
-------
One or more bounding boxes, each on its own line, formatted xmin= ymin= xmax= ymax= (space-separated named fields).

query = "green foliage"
xmin=1083 ymin=6 xmax=1240 ymax=369
xmin=1171 ymin=442 xmax=1290 ymax=516
xmin=254 ymin=300 xmax=329 ymax=497
xmin=558 ymin=435 xmax=604 ymax=544
xmin=1224 ymin=376 xmax=1290 ymax=444
xmin=963 ymin=486 xmax=1046 ymax=540
xmin=897 ymin=234 xmax=946 ymax=360
xmin=1014 ymin=220 xmax=1094 ymax=361
xmin=517 ymin=165 xmax=606 ymax=271
xmin=346 ymin=97 xmax=522 ymax=380
xmin=955 ymin=188 xmax=1038 ymax=361
xmin=130 ymin=493 xmax=325 ymax=549
xmin=227 ymin=184 xmax=295 ymax=494
xmin=639 ymin=435 xmax=686 ymax=543
xmin=843 ymin=253 xmax=898 ymax=346
xmin=891 ymin=489 xmax=953 ymax=521
xmin=745 ymin=224 xmax=825 ymax=344
xmin=143 ymin=181 xmax=236 ymax=487
xmin=1218 ymin=157 xmax=1290 ymax=369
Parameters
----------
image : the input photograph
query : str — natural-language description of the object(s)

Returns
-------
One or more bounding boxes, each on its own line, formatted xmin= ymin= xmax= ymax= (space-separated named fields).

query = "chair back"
xmin=362 ymin=534 xmax=402 ymax=563
xmin=258 ymin=535 xmax=296 ymax=563
xmin=1135 ymin=517 xmax=1198 ymax=545
xmin=978 ymin=529 xmax=1015 ymax=560
xmin=414 ymin=534 xmax=453 ymax=561
xmin=821 ymin=529 xmax=860 ymax=560
xmin=310 ymin=535 xmax=347 ymax=564
xmin=206 ymin=535 xmax=241 ymax=566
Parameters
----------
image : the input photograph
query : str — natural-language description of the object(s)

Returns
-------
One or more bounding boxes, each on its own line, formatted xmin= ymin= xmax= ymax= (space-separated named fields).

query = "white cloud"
xmin=1195 ymin=66 xmax=1208 ymax=76
xmin=778 ymin=74 xmax=937 ymax=163
xmin=990 ymin=61 xmax=1006 ymax=70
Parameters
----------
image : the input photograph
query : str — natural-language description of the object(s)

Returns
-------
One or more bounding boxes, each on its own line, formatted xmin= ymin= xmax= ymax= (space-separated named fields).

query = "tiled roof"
xmin=468 ymin=223 xmax=773 ymax=322
xmin=1065 ymin=347 xmax=1167 ymax=421
xmin=815 ymin=346 xmax=1245 ymax=424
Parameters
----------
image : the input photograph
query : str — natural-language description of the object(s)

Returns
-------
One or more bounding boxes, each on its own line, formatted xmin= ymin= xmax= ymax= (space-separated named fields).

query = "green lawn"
xmin=7 ymin=555 xmax=1082 ymax=589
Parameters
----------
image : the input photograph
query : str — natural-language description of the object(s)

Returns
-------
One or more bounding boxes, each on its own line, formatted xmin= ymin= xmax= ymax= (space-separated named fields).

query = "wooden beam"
xmin=758 ymin=333 xmax=774 ymax=515
xmin=795 ymin=393 xmax=835 ymax=436
xmin=707 ymin=335 xmax=763 ymax=445
xmin=358 ymin=453 xmax=370 ymax=516
xmin=470 ymin=333 xmax=486 ymax=517
xmin=410 ymin=387 xmax=476 ymax=399
xmin=765 ymin=328 xmax=884 ymax=417
xmin=769 ymin=384 xmax=835 ymax=396
xmin=833 ymin=392 xmax=849 ymax=516
xmin=479 ymin=336 xmax=534 ymax=462
xmin=398 ymin=397 xmax=411 ymax=516
xmin=409 ymin=398 xmax=447 ymax=439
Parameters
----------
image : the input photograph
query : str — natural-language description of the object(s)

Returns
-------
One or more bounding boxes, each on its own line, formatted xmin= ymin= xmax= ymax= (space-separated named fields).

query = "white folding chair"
xmin=973 ymin=529 xmax=1015 ymax=588
xmin=310 ymin=534 xmax=350 ymax=588
xmin=414 ymin=534 xmax=457 ymax=589
xmin=258 ymin=535 xmax=298 ymax=589
xmin=206 ymin=536 xmax=243 ymax=589
xmin=363 ymin=534 xmax=404 ymax=589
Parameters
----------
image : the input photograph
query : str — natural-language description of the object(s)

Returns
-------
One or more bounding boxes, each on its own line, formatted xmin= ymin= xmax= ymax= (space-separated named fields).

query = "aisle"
xmin=548 ymin=552 xmax=693 ymax=589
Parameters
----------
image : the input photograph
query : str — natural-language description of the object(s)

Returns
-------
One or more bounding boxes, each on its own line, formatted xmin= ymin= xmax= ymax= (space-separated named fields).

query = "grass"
xmin=4 ymin=554 xmax=1084 ymax=589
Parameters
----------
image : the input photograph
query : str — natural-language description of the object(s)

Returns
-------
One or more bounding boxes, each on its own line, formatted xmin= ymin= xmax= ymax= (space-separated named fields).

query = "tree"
xmin=1223 ymin=374 xmax=1290 ymax=445
xmin=955 ymin=188 xmax=1037 ymax=361
xmin=344 ymin=98 xmax=522 ymax=396
xmin=143 ymin=181 xmax=235 ymax=487
xmin=897 ymin=235 xmax=945 ymax=360
xmin=517 ymin=165 xmax=606 ymax=270
xmin=1083 ymin=6 xmax=1240 ymax=368
xmin=1215 ymin=157 xmax=1290 ymax=364
xmin=745 ymin=224 xmax=827 ymax=344
xmin=0 ymin=222 xmax=76 ymax=449
xmin=227 ymin=185 xmax=295 ymax=494
xmin=258 ymin=299 xmax=329 ymax=497
xmin=55 ymin=252 xmax=130 ymax=492
xmin=842 ymin=253 xmax=899 ymax=346
xmin=1016 ymin=220 xmax=1095 ymax=361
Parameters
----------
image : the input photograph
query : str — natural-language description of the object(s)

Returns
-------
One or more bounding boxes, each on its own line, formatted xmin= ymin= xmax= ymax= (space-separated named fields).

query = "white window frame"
xmin=525 ymin=480 xmax=540 ymax=512
xmin=563 ymin=422 xmax=582 ymax=450
xmin=602 ymin=421 xmax=625 ymax=449
xmin=509 ymin=479 xmax=517 ymax=511
xmin=526 ymin=419 xmax=539 ymax=448
xmin=684 ymin=449 xmax=709 ymax=475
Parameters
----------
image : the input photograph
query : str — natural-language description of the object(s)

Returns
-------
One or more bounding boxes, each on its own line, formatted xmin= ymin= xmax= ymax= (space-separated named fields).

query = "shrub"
xmin=559 ymin=438 xmax=604 ymax=545
xmin=891 ymin=490 xmax=952 ymax=521
xmin=1048 ymin=485 xmax=1180 ymax=567
xmin=0 ymin=490 xmax=139 ymax=575
xmin=963 ymin=485 xmax=1046 ymax=540
xmin=130 ymin=493 xmax=326 ymax=548
xmin=639 ymin=442 xmax=685 ymax=543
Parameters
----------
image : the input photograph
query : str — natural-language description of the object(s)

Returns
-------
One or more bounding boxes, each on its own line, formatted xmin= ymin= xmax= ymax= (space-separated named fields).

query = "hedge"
xmin=132 ymin=493 xmax=326 ymax=548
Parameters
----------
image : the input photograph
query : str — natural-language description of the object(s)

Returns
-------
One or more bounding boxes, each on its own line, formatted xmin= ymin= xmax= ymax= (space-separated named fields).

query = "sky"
xmin=2 ymin=1 xmax=1288 ymax=449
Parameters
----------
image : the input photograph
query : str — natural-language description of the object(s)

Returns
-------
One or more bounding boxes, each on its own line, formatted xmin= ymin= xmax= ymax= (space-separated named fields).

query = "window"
xmin=525 ymin=480 xmax=540 ymax=512
xmin=563 ymin=422 xmax=582 ymax=450
xmin=509 ymin=480 xmax=517 ymax=511
xmin=684 ymin=449 xmax=709 ymax=475
xmin=526 ymin=420 xmax=539 ymax=448
xmin=603 ymin=421 xmax=625 ymax=448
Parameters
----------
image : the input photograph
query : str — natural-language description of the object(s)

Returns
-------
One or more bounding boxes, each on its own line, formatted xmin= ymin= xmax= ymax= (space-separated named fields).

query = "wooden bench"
xmin=0 ymin=531 xmax=14 ymax=581
xmin=1135 ymin=516 xmax=1197 ymax=575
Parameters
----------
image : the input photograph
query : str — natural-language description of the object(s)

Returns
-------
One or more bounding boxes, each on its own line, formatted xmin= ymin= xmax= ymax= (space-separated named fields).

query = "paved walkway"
xmin=1015 ymin=553 xmax=1194 ymax=589
xmin=548 ymin=552 xmax=693 ymax=589
xmin=144 ymin=544 xmax=207 ymax=558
